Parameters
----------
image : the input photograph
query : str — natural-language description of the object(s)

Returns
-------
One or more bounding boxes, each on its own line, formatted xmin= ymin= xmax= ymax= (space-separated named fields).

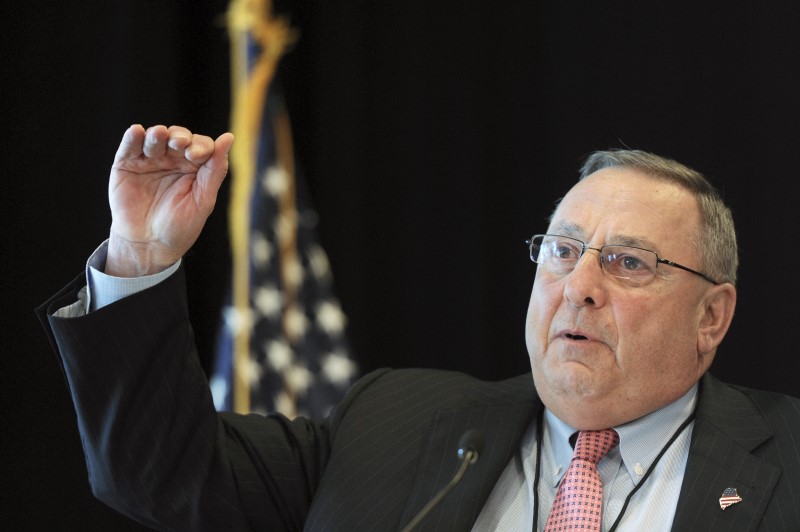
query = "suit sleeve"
xmin=36 ymin=267 xmax=332 ymax=532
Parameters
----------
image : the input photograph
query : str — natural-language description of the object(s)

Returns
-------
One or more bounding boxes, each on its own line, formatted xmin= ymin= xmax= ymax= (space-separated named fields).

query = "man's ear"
xmin=697 ymin=283 xmax=737 ymax=358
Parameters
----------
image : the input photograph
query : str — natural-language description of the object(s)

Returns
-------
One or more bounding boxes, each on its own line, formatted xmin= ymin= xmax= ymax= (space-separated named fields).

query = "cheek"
xmin=614 ymin=299 xmax=698 ymax=379
xmin=525 ymin=279 xmax=560 ymax=354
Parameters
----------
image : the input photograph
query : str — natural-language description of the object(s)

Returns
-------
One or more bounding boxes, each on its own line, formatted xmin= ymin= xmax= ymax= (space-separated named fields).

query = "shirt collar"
xmin=615 ymin=384 xmax=697 ymax=483
xmin=543 ymin=384 xmax=698 ymax=487
xmin=543 ymin=409 xmax=577 ymax=487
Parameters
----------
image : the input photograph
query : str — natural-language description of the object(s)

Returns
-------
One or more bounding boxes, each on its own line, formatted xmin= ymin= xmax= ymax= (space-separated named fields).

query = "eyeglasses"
xmin=525 ymin=234 xmax=720 ymax=285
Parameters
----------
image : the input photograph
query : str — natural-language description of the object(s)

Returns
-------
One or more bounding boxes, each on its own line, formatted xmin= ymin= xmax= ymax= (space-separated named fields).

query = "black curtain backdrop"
xmin=6 ymin=1 xmax=799 ymax=529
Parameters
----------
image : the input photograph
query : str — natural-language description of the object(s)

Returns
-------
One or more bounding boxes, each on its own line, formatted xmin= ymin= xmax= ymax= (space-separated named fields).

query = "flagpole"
xmin=225 ymin=0 xmax=295 ymax=413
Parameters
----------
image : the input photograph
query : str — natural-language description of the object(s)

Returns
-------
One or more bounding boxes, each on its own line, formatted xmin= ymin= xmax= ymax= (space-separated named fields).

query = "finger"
xmin=142 ymin=125 xmax=169 ymax=158
xmin=184 ymin=133 xmax=216 ymax=165
xmin=215 ymin=132 xmax=235 ymax=160
xmin=194 ymin=132 xmax=234 ymax=209
xmin=167 ymin=125 xmax=193 ymax=152
xmin=204 ymin=132 xmax=234 ymax=175
xmin=113 ymin=124 xmax=146 ymax=163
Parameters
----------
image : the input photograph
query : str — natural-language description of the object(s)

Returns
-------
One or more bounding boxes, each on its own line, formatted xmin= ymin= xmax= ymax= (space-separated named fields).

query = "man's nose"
xmin=563 ymin=247 xmax=606 ymax=307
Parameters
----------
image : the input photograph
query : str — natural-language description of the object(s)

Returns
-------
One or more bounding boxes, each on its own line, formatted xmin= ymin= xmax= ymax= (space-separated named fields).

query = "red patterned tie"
xmin=544 ymin=429 xmax=619 ymax=531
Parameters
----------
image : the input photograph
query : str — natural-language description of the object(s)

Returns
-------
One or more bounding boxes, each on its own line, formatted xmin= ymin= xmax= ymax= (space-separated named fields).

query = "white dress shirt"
xmin=473 ymin=385 xmax=697 ymax=531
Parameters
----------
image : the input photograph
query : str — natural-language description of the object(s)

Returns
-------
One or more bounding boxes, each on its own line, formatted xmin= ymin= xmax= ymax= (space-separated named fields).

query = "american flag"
xmin=210 ymin=0 xmax=359 ymax=419
xmin=719 ymin=487 xmax=742 ymax=510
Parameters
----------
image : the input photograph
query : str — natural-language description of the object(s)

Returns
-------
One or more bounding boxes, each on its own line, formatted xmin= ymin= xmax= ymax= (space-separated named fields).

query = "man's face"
xmin=526 ymin=167 xmax=719 ymax=429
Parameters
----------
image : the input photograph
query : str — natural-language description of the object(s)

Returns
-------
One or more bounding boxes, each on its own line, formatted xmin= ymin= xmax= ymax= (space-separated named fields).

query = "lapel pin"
xmin=719 ymin=487 xmax=742 ymax=510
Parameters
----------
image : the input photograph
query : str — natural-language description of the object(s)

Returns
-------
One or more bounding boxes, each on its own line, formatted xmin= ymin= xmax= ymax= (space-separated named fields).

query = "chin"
xmin=542 ymin=364 xmax=609 ymax=400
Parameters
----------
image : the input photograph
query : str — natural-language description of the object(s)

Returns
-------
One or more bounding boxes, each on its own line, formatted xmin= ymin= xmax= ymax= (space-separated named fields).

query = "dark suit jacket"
xmin=38 ymin=267 xmax=800 ymax=531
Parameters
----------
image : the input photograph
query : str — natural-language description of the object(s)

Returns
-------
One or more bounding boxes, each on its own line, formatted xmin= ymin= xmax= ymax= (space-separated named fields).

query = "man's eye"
xmin=554 ymin=246 xmax=575 ymax=259
xmin=620 ymin=255 xmax=646 ymax=271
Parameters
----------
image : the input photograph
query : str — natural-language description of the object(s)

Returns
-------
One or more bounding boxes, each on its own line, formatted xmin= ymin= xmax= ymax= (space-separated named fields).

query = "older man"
xmin=39 ymin=125 xmax=799 ymax=531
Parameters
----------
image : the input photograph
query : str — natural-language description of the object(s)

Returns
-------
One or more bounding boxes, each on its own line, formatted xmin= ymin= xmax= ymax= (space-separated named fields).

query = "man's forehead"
xmin=548 ymin=170 xmax=699 ymax=245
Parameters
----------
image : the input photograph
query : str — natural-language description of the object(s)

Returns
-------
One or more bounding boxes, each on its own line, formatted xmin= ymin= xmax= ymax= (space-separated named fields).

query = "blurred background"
xmin=6 ymin=1 xmax=799 ymax=528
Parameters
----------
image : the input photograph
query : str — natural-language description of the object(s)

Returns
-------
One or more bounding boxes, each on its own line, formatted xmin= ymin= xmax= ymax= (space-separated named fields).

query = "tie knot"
xmin=572 ymin=429 xmax=619 ymax=464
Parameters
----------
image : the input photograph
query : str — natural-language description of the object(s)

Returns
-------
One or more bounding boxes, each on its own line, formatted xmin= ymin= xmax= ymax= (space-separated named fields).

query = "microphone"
xmin=400 ymin=429 xmax=486 ymax=532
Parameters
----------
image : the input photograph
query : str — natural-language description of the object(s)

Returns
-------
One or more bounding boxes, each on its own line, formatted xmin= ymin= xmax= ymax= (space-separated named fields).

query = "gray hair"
xmin=575 ymin=149 xmax=738 ymax=285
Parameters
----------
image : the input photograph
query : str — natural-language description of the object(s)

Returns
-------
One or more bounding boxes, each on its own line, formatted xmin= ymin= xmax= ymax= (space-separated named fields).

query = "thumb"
xmin=195 ymin=132 xmax=234 ymax=208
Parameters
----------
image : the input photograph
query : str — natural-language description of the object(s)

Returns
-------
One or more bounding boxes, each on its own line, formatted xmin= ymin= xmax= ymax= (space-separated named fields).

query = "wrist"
xmin=106 ymin=234 xmax=182 ymax=277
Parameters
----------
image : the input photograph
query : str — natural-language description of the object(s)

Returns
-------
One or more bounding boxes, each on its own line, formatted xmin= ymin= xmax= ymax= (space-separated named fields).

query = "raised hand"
xmin=106 ymin=124 xmax=234 ymax=277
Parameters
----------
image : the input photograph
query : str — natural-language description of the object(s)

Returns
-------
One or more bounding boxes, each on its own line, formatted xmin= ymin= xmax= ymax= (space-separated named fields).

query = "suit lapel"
xmin=671 ymin=374 xmax=780 ymax=532
xmin=398 ymin=375 xmax=540 ymax=532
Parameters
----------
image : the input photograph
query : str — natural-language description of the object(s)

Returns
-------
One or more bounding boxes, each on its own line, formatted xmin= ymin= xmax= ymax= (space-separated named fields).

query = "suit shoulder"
xmin=729 ymin=383 xmax=800 ymax=433
xmin=703 ymin=374 xmax=800 ymax=449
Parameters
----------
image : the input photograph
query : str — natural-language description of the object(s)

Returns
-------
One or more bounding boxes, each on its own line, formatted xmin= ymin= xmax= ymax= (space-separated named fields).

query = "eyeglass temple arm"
xmin=657 ymin=259 xmax=720 ymax=285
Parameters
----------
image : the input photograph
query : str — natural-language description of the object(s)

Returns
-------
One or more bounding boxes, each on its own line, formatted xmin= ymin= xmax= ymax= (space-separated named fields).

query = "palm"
xmin=111 ymin=154 xmax=207 ymax=253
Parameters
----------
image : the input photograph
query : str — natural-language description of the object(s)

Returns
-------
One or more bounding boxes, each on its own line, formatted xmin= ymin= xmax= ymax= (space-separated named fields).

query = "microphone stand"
xmin=400 ymin=446 xmax=479 ymax=532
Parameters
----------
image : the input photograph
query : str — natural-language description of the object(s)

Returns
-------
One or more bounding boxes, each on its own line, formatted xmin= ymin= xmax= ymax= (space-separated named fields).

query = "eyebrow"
xmin=549 ymin=222 xmax=583 ymax=238
xmin=548 ymin=222 xmax=661 ymax=253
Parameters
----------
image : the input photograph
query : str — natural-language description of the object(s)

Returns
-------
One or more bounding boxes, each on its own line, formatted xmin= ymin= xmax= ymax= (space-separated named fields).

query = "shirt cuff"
xmin=87 ymin=240 xmax=182 ymax=311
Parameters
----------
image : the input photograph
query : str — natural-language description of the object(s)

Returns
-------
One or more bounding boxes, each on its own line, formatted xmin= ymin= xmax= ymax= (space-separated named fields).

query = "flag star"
xmin=306 ymin=243 xmax=332 ymax=280
xmin=284 ymin=304 xmax=309 ymax=339
xmin=322 ymin=351 xmax=358 ymax=386
xmin=254 ymin=284 xmax=283 ymax=319
xmin=316 ymin=300 xmax=347 ymax=334
xmin=284 ymin=363 xmax=313 ymax=394
xmin=251 ymin=231 xmax=274 ymax=268
xmin=222 ymin=306 xmax=255 ymax=335
xmin=262 ymin=165 xmax=290 ymax=197
xmin=266 ymin=340 xmax=294 ymax=370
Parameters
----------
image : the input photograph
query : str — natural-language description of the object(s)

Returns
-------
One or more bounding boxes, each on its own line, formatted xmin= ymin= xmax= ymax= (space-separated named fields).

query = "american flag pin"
xmin=719 ymin=487 xmax=742 ymax=510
